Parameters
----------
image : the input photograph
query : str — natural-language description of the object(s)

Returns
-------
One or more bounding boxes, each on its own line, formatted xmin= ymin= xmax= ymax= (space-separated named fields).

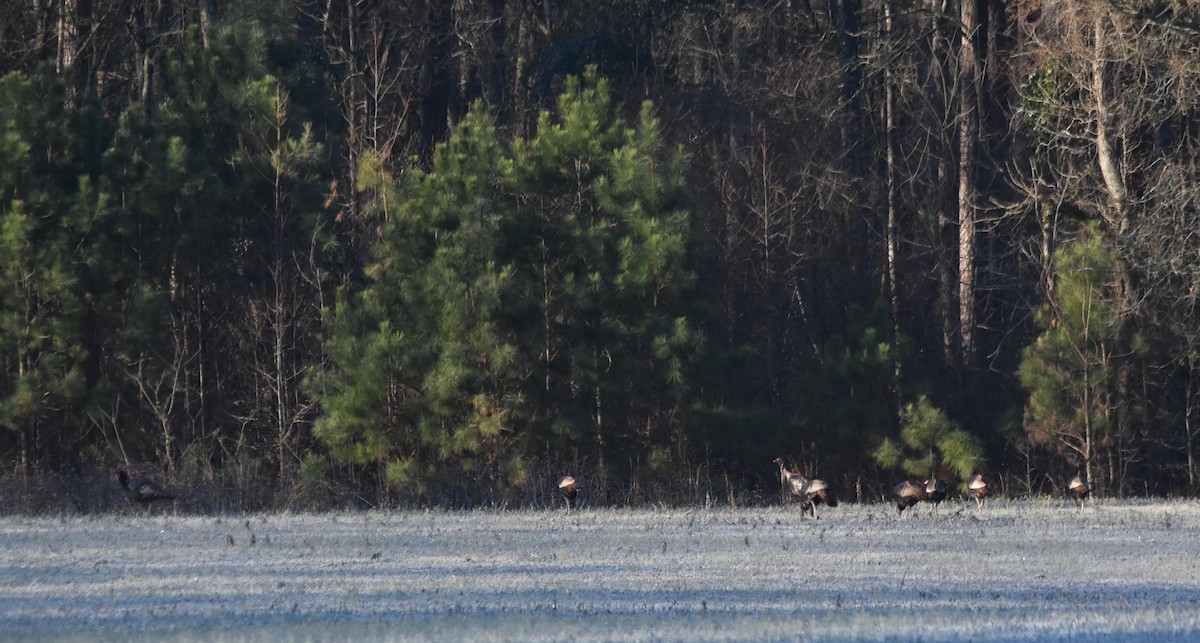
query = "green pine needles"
xmin=1017 ymin=221 xmax=1142 ymax=490
xmin=873 ymin=396 xmax=984 ymax=489
xmin=310 ymin=68 xmax=704 ymax=500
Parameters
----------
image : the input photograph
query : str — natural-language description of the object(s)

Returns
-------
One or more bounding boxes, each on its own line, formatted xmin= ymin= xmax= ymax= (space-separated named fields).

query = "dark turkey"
xmin=773 ymin=458 xmax=837 ymax=519
xmin=968 ymin=474 xmax=990 ymax=511
xmin=557 ymin=476 xmax=578 ymax=512
xmin=924 ymin=478 xmax=947 ymax=513
xmin=892 ymin=480 xmax=925 ymax=516
xmin=117 ymin=470 xmax=175 ymax=503
xmin=1068 ymin=474 xmax=1090 ymax=510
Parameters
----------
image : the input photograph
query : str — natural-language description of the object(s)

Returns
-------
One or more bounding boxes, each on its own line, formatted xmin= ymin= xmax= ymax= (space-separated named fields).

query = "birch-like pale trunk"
xmin=957 ymin=0 xmax=979 ymax=362
xmin=884 ymin=0 xmax=901 ymax=393
xmin=1091 ymin=14 xmax=1127 ymax=231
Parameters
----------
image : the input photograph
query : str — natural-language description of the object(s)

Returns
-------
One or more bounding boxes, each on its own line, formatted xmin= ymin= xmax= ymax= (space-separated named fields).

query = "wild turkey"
xmin=924 ymin=478 xmax=947 ymax=513
xmin=772 ymin=458 xmax=801 ymax=491
xmin=557 ymin=476 xmax=578 ymax=512
xmin=968 ymin=474 xmax=990 ymax=510
xmin=1068 ymin=474 xmax=1090 ymax=510
xmin=798 ymin=477 xmax=838 ymax=519
xmin=117 ymin=470 xmax=175 ymax=503
xmin=773 ymin=458 xmax=837 ymax=519
xmin=773 ymin=458 xmax=805 ymax=497
xmin=892 ymin=480 xmax=925 ymax=516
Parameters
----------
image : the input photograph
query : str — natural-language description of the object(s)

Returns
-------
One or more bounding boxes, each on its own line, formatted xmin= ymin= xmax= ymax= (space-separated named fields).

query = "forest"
xmin=1 ymin=0 xmax=1199 ymax=510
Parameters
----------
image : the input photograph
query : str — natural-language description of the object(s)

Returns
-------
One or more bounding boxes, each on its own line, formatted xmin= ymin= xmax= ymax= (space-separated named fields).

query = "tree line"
xmin=1 ymin=0 xmax=1198 ymax=510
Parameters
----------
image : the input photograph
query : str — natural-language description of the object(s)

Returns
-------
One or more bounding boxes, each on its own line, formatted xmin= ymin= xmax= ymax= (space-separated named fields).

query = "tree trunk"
xmin=884 ymin=0 xmax=902 ymax=400
xmin=274 ymin=99 xmax=289 ymax=483
xmin=56 ymin=0 xmax=78 ymax=75
xmin=840 ymin=0 xmax=867 ymax=282
xmin=1090 ymin=11 xmax=1133 ymax=495
xmin=1187 ymin=358 xmax=1197 ymax=490
xmin=957 ymin=0 xmax=979 ymax=363
xmin=1082 ymin=316 xmax=1093 ymax=495
xmin=1091 ymin=14 xmax=1126 ymax=231
xmin=1039 ymin=198 xmax=1056 ymax=294
xmin=924 ymin=0 xmax=957 ymax=366
xmin=200 ymin=0 xmax=218 ymax=49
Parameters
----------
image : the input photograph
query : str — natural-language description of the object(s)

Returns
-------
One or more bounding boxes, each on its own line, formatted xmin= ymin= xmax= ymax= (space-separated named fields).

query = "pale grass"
xmin=1 ymin=499 xmax=1198 ymax=641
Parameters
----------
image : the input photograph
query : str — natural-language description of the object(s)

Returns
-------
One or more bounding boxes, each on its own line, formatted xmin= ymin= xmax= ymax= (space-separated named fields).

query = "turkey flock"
xmin=116 ymin=462 xmax=1089 ymax=516
xmin=550 ymin=462 xmax=1092 ymax=517
xmin=775 ymin=460 xmax=1091 ymax=518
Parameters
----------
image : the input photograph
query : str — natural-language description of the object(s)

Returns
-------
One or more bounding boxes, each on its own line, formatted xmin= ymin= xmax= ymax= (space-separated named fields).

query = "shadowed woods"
xmin=3 ymin=2 xmax=1200 ymax=511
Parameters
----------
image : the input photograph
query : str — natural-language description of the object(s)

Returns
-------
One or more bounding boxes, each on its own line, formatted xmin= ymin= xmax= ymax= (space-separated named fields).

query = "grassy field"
xmin=2 ymin=499 xmax=1199 ymax=641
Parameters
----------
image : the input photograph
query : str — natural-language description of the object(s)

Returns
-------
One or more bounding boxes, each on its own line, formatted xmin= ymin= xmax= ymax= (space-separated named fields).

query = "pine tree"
xmin=90 ymin=23 xmax=335 ymax=477
xmin=0 ymin=73 xmax=96 ymax=471
xmin=1018 ymin=222 xmax=1137 ymax=493
xmin=873 ymin=395 xmax=983 ymax=489
xmin=311 ymin=69 xmax=704 ymax=503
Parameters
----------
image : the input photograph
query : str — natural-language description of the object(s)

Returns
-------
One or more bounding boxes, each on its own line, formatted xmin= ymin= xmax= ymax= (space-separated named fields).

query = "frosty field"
xmin=2 ymin=500 xmax=1199 ymax=642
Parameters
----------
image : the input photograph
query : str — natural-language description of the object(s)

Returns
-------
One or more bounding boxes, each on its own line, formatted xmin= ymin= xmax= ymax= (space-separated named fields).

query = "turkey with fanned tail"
xmin=773 ymin=458 xmax=837 ymax=519
xmin=968 ymin=474 xmax=990 ymax=511
xmin=1068 ymin=474 xmax=1090 ymax=510
xmin=892 ymin=480 xmax=925 ymax=516
xmin=557 ymin=476 xmax=578 ymax=512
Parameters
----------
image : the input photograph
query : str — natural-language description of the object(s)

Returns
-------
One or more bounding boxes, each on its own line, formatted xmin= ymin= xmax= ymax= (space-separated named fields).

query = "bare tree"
xmin=1013 ymin=0 xmax=1200 ymax=492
